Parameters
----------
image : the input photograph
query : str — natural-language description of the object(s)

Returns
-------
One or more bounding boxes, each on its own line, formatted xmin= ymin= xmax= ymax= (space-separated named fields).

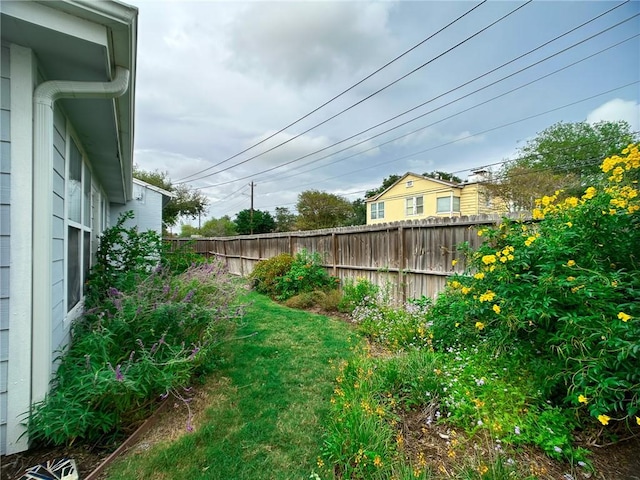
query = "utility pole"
xmin=250 ymin=181 xmax=255 ymax=234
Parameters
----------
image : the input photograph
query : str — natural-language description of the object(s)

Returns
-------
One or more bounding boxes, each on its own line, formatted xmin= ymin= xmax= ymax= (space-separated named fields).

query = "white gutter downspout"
xmin=31 ymin=67 xmax=130 ymax=406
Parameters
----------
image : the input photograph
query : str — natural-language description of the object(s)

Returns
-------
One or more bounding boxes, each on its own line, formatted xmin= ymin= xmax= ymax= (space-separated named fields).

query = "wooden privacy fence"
xmin=166 ymin=213 xmax=528 ymax=302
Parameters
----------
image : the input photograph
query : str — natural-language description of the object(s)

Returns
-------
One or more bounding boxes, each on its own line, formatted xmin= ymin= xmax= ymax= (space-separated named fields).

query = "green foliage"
xmin=161 ymin=240 xmax=206 ymax=274
xmin=295 ymin=190 xmax=354 ymax=230
xmin=338 ymin=277 xmax=380 ymax=313
xmin=28 ymin=222 xmax=242 ymax=447
xmin=234 ymin=208 xmax=276 ymax=235
xmin=85 ymin=211 xmax=162 ymax=309
xmin=487 ymin=120 xmax=637 ymax=210
xmin=200 ymin=215 xmax=237 ymax=237
xmin=249 ymin=253 xmax=293 ymax=297
xmin=274 ymin=250 xmax=339 ymax=300
xmin=433 ymin=144 xmax=640 ymax=430
xmin=424 ymin=170 xmax=463 ymax=183
xmin=274 ymin=206 xmax=297 ymax=232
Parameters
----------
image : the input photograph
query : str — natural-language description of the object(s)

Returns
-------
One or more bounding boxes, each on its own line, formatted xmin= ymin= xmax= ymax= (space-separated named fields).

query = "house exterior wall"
xmin=0 ymin=42 xmax=11 ymax=454
xmin=110 ymin=181 xmax=165 ymax=236
xmin=367 ymin=174 xmax=461 ymax=225
xmin=51 ymin=106 xmax=68 ymax=361
xmin=460 ymin=183 xmax=506 ymax=217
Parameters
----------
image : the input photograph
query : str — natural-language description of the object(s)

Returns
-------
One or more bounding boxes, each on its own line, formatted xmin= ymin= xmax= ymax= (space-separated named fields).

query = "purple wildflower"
xmin=162 ymin=284 xmax=170 ymax=295
xmin=115 ymin=364 xmax=124 ymax=381
xmin=150 ymin=343 xmax=158 ymax=354
xmin=186 ymin=419 xmax=194 ymax=432
xmin=107 ymin=287 xmax=121 ymax=297
xmin=113 ymin=298 xmax=122 ymax=311
xmin=128 ymin=350 xmax=135 ymax=362
xmin=189 ymin=347 xmax=200 ymax=360
xmin=183 ymin=290 xmax=195 ymax=303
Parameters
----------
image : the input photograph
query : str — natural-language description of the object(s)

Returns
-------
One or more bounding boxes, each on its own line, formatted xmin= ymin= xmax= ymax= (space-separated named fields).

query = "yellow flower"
xmin=500 ymin=256 xmax=508 ymax=263
xmin=598 ymin=414 xmax=611 ymax=425
xmin=477 ymin=229 xmax=485 ymax=237
xmin=582 ymin=187 xmax=597 ymax=200
xmin=450 ymin=280 xmax=461 ymax=289
xmin=565 ymin=222 xmax=573 ymax=228
xmin=578 ymin=394 xmax=588 ymax=404
xmin=567 ymin=276 xmax=576 ymax=282
xmin=532 ymin=208 xmax=545 ymax=220
xmin=636 ymin=416 xmax=640 ymax=426
xmin=492 ymin=304 xmax=501 ymax=314
xmin=478 ymin=290 xmax=496 ymax=302
xmin=451 ymin=259 xmax=458 ymax=266
xmin=373 ymin=456 xmax=382 ymax=468
xmin=524 ymin=236 xmax=537 ymax=246
xmin=617 ymin=312 xmax=632 ymax=322
xmin=317 ymin=458 xmax=325 ymax=468
xmin=461 ymin=286 xmax=472 ymax=295
xmin=475 ymin=322 xmax=485 ymax=330
xmin=482 ymin=254 xmax=497 ymax=265
xmin=478 ymin=464 xmax=489 ymax=475
xmin=567 ymin=260 xmax=576 ymax=267
xmin=474 ymin=272 xmax=485 ymax=280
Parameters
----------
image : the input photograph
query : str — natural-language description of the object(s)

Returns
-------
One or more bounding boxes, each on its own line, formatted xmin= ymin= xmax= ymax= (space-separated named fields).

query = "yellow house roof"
xmin=365 ymin=172 xmax=460 ymax=203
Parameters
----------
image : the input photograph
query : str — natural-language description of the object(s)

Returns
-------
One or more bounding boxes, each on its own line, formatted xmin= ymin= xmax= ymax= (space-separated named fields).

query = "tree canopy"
xmin=234 ymin=209 xmax=275 ymax=235
xmin=274 ymin=207 xmax=297 ymax=232
xmin=133 ymin=167 xmax=209 ymax=228
xmin=485 ymin=120 xmax=637 ymax=211
xmin=296 ymin=190 xmax=353 ymax=230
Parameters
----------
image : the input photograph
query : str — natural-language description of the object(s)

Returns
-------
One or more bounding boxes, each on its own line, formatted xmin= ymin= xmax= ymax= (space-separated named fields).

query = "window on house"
xmin=67 ymin=138 xmax=93 ymax=312
xmin=406 ymin=180 xmax=413 ymax=188
xmin=436 ymin=196 xmax=461 ymax=213
xmin=405 ymin=196 xmax=424 ymax=216
xmin=371 ymin=202 xmax=385 ymax=220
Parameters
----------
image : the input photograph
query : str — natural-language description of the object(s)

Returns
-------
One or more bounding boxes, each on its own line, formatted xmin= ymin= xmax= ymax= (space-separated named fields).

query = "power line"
xmin=172 ymin=1 xmax=488 ymax=184
xmin=256 ymin=32 xmax=639 ymax=187
xmin=195 ymin=10 xmax=637 ymax=190
xmin=281 ymin=81 xmax=639 ymax=193
xmin=177 ymin=1 xmax=533 ymax=185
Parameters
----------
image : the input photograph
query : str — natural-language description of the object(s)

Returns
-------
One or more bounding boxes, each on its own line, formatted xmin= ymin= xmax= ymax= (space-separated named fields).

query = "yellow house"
xmin=365 ymin=172 xmax=505 ymax=225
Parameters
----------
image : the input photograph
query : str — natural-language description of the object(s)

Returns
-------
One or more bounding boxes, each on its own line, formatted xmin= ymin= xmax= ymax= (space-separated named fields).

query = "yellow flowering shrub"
xmin=431 ymin=144 xmax=640 ymax=434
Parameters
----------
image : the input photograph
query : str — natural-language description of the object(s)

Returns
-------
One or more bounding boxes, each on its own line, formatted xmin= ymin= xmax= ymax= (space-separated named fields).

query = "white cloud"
xmin=587 ymin=98 xmax=640 ymax=132
xmin=225 ymin=2 xmax=395 ymax=86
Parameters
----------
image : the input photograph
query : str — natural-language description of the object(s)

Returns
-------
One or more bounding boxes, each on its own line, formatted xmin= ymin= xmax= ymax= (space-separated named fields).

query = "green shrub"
xmin=274 ymin=250 xmax=339 ymax=300
xmin=338 ymin=277 xmax=380 ymax=313
xmin=84 ymin=211 xmax=161 ymax=309
xmin=432 ymin=144 xmax=640 ymax=432
xmin=161 ymin=240 xmax=206 ymax=274
xmin=249 ymin=253 xmax=293 ymax=297
xmin=28 ymin=224 xmax=242 ymax=446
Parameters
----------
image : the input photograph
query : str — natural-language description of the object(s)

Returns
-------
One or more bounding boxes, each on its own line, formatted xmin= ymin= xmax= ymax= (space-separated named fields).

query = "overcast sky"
xmin=127 ymin=0 xmax=640 ymax=223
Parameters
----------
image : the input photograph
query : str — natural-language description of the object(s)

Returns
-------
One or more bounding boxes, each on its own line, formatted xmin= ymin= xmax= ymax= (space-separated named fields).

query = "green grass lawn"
xmin=105 ymin=290 xmax=355 ymax=480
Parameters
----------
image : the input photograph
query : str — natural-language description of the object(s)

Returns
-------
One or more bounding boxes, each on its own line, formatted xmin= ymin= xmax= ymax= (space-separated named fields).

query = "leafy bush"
xmin=433 ymin=144 xmax=640 ymax=430
xmin=249 ymin=253 xmax=293 ymax=297
xmin=338 ymin=277 xmax=380 ymax=313
xmin=274 ymin=250 xmax=339 ymax=300
xmin=161 ymin=240 xmax=206 ymax=274
xmin=85 ymin=211 xmax=161 ymax=309
xmin=28 ymin=221 xmax=242 ymax=446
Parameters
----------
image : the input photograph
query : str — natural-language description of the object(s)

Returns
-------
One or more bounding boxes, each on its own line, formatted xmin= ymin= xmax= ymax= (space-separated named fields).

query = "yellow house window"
xmin=436 ymin=196 xmax=460 ymax=213
xmin=371 ymin=202 xmax=385 ymax=220
xmin=406 ymin=196 xmax=423 ymax=216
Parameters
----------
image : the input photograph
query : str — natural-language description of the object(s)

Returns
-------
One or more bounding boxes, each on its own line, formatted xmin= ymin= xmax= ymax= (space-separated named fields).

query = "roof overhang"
xmin=1 ymin=0 xmax=138 ymax=203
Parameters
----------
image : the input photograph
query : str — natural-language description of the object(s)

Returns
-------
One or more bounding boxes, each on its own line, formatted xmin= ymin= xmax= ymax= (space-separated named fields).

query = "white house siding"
xmin=51 ymin=106 xmax=67 ymax=358
xmin=111 ymin=180 xmax=165 ymax=236
xmin=0 ymin=43 xmax=10 ymax=454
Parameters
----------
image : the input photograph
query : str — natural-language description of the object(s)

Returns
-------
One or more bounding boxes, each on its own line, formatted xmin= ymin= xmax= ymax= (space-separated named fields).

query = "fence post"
xmin=398 ymin=225 xmax=406 ymax=303
xmin=289 ymin=234 xmax=294 ymax=257
xmin=239 ymin=238 xmax=244 ymax=276
xmin=223 ymin=240 xmax=228 ymax=271
xmin=332 ymin=232 xmax=337 ymax=277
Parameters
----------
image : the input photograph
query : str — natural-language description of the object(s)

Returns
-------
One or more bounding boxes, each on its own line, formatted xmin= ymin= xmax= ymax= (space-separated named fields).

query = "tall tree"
xmin=296 ymin=190 xmax=353 ymax=230
xmin=274 ymin=207 xmax=297 ymax=232
xmin=134 ymin=167 xmax=209 ymax=228
xmin=234 ymin=209 xmax=275 ymax=235
xmin=201 ymin=215 xmax=237 ymax=237
xmin=486 ymin=120 xmax=637 ymax=210
xmin=349 ymin=198 xmax=367 ymax=226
